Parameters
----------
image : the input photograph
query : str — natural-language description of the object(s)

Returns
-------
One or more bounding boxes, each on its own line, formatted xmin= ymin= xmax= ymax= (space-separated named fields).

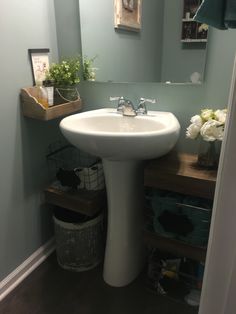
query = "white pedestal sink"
xmin=60 ymin=108 xmax=180 ymax=287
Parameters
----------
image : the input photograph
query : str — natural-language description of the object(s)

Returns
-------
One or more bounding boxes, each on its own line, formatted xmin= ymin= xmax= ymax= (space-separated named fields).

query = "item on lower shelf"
xmin=146 ymin=248 xmax=203 ymax=303
xmin=75 ymin=162 xmax=105 ymax=191
xmin=185 ymin=289 xmax=201 ymax=306
xmin=56 ymin=168 xmax=81 ymax=189
xmin=146 ymin=249 xmax=189 ymax=299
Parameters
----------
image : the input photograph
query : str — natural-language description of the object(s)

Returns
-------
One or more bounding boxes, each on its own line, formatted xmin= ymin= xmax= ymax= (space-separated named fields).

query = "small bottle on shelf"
xmin=35 ymin=81 xmax=48 ymax=109
xmin=43 ymin=80 xmax=54 ymax=107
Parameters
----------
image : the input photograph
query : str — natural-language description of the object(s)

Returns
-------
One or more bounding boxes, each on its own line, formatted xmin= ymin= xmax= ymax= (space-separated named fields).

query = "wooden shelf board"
xmin=181 ymin=39 xmax=207 ymax=43
xmin=182 ymin=18 xmax=195 ymax=22
xmin=144 ymin=152 xmax=217 ymax=199
xmin=144 ymin=230 xmax=206 ymax=262
xmin=44 ymin=186 xmax=106 ymax=217
xmin=21 ymin=87 xmax=82 ymax=121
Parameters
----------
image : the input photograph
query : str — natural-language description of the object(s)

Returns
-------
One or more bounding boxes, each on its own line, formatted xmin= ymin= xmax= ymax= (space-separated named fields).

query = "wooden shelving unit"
xmin=21 ymin=87 xmax=82 ymax=121
xmin=143 ymin=152 xmax=217 ymax=261
xmin=144 ymin=152 xmax=217 ymax=200
xmin=144 ymin=230 xmax=206 ymax=262
xmin=44 ymin=186 xmax=106 ymax=217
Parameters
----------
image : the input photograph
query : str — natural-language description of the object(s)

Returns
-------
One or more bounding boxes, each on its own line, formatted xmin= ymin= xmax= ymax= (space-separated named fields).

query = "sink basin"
xmin=60 ymin=108 xmax=180 ymax=161
xmin=60 ymin=108 xmax=180 ymax=287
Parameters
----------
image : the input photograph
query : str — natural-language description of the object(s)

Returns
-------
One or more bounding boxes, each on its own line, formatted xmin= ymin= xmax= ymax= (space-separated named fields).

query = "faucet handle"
xmin=137 ymin=97 xmax=157 ymax=115
xmin=110 ymin=96 xmax=125 ymax=113
xmin=109 ymin=96 xmax=122 ymax=101
xmin=140 ymin=98 xmax=157 ymax=104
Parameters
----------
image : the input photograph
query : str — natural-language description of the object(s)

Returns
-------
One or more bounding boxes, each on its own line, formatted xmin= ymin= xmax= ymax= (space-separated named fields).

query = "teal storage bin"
xmin=147 ymin=189 xmax=212 ymax=247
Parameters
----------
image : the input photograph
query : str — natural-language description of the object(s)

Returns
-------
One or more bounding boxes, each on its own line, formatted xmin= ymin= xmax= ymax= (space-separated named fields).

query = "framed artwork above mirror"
xmin=114 ymin=0 xmax=142 ymax=31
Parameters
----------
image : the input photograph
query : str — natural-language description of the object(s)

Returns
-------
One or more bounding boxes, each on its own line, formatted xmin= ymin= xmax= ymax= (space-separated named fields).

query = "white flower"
xmin=201 ymin=109 xmax=214 ymax=121
xmin=198 ymin=23 xmax=209 ymax=32
xmin=200 ymin=120 xmax=224 ymax=141
xmin=186 ymin=123 xmax=201 ymax=139
xmin=190 ymin=114 xmax=203 ymax=127
xmin=214 ymin=109 xmax=227 ymax=124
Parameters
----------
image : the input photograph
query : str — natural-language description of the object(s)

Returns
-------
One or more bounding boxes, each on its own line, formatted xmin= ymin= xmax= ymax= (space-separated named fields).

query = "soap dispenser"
xmin=35 ymin=81 xmax=48 ymax=108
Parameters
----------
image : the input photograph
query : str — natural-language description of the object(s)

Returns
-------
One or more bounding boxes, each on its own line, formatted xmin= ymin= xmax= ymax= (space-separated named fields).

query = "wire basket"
xmin=54 ymin=210 xmax=104 ymax=272
xmin=145 ymin=188 xmax=212 ymax=247
xmin=46 ymin=141 xmax=105 ymax=191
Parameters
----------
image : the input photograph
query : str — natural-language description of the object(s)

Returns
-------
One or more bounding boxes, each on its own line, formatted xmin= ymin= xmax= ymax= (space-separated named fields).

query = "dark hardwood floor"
xmin=0 ymin=253 xmax=198 ymax=314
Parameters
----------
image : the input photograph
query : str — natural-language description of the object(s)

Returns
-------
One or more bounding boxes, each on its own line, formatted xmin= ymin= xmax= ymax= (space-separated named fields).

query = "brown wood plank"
xmin=44 ymin=187 xmax=106 ymax=216
xmin=21 ymin=87 xmax=82 ymax=120
xmin=144 ymin=152 xmax=217 ymax=199
xmin=143 ymin=230 xmax=206 ymax=262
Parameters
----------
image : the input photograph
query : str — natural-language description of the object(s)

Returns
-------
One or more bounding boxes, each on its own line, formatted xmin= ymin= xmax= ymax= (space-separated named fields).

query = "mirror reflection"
xmin=79 ymin=0 xmax=208 ymax=84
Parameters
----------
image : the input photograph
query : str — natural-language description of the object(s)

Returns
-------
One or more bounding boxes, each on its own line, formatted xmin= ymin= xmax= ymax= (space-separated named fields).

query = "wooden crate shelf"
xmin=143 ymin=230 xmax=206 ymax=262
xmin=143 ymin=152 xmax=217 ymax=261
xmin=144 ymin=152 xmax=217 ymax=200
xmin=21 ymin=87 xmax=82 ymax=121
xmin=44 ymin=186 xmax=106 ymax=217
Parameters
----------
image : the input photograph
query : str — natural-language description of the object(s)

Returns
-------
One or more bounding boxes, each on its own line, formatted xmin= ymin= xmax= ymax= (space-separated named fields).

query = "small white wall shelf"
xmin=181 ymin=0 xmax=208 ymax=43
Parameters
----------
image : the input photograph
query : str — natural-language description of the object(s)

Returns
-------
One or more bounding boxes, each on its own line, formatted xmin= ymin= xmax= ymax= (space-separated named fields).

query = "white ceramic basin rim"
xmin=60 ymin=108 xmax=180 ymax=161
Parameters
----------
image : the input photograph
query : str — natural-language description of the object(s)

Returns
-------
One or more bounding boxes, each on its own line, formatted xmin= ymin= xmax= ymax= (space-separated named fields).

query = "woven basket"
xmin=54 ymin=213 xmax=104 ymax=271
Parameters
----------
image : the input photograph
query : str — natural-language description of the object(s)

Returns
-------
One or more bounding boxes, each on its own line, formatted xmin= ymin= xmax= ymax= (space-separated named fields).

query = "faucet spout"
xmin=122 ymin=99 xmax=137 ymax=117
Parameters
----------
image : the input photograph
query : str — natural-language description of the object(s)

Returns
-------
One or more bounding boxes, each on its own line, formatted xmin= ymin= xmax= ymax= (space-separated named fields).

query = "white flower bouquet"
xmin=186 ymin=108 xmax=227 ymax=142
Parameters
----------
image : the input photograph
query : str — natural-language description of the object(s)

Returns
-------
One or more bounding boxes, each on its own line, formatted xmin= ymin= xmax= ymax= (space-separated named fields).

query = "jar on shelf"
xmin=197 ymin=139 xmax=220 ymax=169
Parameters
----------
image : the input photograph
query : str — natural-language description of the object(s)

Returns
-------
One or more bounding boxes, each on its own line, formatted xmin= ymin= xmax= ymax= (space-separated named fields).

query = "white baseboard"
xmin=0 ymin=237 xmax=55 ymax=302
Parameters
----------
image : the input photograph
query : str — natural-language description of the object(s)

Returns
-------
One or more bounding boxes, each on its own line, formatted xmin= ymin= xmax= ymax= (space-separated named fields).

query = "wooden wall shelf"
xmin=44 ymin=186 xmax=106 ymax=217
xmin=21 ymin=87 xmax=82 ymax=121
xmin=143 ymin=230 xmax=206 ymax=262
xmin=144 ymin=152 xmax=217 ymax=200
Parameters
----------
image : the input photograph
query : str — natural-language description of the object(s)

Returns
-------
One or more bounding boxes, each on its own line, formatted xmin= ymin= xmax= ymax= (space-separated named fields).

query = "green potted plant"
xmin=46 ymin=56 xmax=81 ymax=102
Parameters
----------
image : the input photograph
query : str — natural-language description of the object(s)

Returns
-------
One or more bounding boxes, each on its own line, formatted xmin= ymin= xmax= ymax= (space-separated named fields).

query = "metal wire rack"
xmin=46 ymin=140 xmax=105 ymax=191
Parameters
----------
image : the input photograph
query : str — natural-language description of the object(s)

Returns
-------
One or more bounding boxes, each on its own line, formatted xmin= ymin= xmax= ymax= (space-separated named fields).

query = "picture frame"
xmin=28 ymin=48 xmax=50 ymax=85
xmin=114 ymin=0 xmax=142 ymax=32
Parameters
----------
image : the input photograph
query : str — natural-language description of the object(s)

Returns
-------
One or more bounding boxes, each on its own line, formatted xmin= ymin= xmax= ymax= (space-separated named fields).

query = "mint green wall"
xmin=54 ymin=0 xmax=82 ymax=59
xmin=161 ymin=0 xmax=207 ymax=83
xmin=0 ymin=0 xmax=60 ymax=281
xmin=79 ymin=0 xmax=164 ymax=82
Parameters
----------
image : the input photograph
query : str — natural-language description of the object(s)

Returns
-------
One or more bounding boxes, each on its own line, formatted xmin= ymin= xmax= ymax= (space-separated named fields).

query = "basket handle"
xmin=56 ymin=87 xmax=80 ymax=102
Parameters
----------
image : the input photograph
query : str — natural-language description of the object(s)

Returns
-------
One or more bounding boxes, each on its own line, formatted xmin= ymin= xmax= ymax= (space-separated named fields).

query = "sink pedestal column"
xmin=102 ymin=159 xmax=145 ymax=287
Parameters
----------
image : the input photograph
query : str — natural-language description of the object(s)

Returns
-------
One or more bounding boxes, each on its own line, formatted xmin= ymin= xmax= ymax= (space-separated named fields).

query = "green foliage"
xmin=82 ymin=56 xmax=97 ymax=81
xmin=46 ymin=56 xmax=81 ymax=86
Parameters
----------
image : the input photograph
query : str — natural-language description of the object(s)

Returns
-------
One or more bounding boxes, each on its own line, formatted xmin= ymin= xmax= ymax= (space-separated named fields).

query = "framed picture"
xmin=114 ymin=0 xmax=142 ymax=32
xmin=28 ymin=48 xmax=50 ymax=85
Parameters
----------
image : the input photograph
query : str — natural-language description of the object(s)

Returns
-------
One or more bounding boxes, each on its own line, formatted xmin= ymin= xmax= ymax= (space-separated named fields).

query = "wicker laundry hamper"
xmin=54 ymin=212 xmax=104 ymax=272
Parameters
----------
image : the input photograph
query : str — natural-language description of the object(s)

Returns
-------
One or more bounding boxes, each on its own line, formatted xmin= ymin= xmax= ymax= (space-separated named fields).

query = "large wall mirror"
xmin=79 ymin=0 xmax=208 ymax=84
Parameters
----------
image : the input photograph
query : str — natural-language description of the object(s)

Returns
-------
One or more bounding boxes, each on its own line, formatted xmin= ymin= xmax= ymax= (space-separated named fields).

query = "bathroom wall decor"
xmin=114 ymin=0 xmax=142 ymax=31
xmin=28 ymin=48 xmax=50 ymax=85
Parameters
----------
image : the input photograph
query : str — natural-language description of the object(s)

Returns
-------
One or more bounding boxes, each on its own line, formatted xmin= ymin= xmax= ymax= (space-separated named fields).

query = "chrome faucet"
xmin=136 ymin=98 xmax=156 ymax=115
xmin=110 ymin=96 xmax=156 ymax=116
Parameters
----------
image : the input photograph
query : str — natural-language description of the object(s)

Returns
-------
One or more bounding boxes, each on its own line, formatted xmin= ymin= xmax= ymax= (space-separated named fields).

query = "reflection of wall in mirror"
xmin=79 ymin=0 xmax=207 ymax=83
